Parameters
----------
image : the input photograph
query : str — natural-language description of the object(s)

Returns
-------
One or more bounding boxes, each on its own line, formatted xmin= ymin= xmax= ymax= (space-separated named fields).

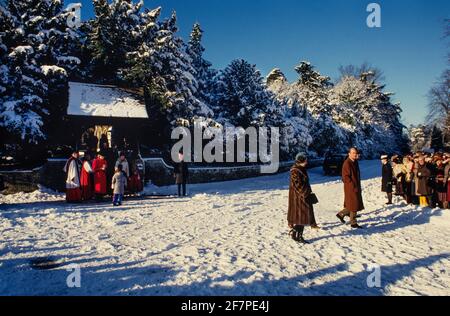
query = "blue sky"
xmin=67 ymin=0 xmax=449 ymax=126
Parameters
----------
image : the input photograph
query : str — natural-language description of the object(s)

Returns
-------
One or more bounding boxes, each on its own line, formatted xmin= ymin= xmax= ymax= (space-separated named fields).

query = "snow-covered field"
xmin=0 ymin=160 xmax=449 ymax=296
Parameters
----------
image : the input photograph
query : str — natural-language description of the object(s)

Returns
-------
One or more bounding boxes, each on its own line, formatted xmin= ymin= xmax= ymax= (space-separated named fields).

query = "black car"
xmin=323 ymin=153 xmax=347 ymax=176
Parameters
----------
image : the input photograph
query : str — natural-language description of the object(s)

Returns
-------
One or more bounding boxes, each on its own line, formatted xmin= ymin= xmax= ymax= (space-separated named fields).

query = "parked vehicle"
xmin=323 ymin=153 xmax=347 ymax=176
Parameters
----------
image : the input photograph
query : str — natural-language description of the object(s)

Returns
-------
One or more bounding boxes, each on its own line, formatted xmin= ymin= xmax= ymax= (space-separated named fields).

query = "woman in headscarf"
xmin=287 ymin=153 xmax=319 ymax=244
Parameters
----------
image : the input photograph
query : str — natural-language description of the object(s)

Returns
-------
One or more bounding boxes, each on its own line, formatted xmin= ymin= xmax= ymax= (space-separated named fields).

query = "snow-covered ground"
xmin=0 ymin=160 xmax=449 ymax=296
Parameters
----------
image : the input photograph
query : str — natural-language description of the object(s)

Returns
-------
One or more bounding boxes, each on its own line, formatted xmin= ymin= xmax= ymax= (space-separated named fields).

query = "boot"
xmin=336 ymin=214 xmax=346 ymax=224
xmin=297 ymin=236 xmax=309 ymax=244
xmin=351 ymin=224 xmax=364 ymax=229
xmin=289 ymin=229 xmax=299 ymax=242
xmin=386 ymin=193 xmax=393 ymax=205
xmin=294 ymin=225 xmax=309 ymax=244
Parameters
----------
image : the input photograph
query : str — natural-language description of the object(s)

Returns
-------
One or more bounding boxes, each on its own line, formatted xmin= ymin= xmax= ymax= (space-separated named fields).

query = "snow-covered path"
xmin=0 ymin=161 xmax=449 ymax=296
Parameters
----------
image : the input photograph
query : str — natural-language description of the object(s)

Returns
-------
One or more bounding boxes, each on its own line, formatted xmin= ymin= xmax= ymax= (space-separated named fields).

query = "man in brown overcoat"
xmin=287 ymin=153 xmax=319 ymax=244
xmin=336 ymin=147 xmax=365 ymax=229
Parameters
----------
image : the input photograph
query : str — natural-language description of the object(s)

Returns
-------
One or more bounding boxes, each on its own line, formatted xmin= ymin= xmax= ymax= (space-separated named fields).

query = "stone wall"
xmin=144 ymin=158 xmax=324 ymax=186
xmin=0 ymin=159 xmax=67 ymax=194
xmin=1 ymin=158 xmax=324 ymax=193
xmin=0 ymin=168 xmax=41 ymax=194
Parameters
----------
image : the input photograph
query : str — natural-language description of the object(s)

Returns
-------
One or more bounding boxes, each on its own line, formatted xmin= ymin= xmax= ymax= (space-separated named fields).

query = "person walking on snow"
xmin=287 ymin=153 xmax=319 ymax=244
xmin=63 ymin=150 xmax=82 ymax=203
xmin=336 ymin=147 xmax=365 ymax=229
xmin=381 ymin=155 xmax=394 ymax=205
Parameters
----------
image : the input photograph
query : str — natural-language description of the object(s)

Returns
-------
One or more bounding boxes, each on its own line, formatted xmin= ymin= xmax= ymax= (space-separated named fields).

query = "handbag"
xmin=306 ymin=193 xmax=319 ymax=205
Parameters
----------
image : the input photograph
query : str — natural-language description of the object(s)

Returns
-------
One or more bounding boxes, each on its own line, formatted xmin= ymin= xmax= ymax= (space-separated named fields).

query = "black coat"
xmin=174 ymin=161 xmax=189 ymax=184
xmin=381 ymin=163 xmax=393 ymax=193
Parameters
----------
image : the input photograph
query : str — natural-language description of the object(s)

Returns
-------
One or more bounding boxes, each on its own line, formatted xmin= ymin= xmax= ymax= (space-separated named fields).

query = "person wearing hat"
xmin=336 ymin=147 xmax=365 ymax=229
xmin=287 ymin=152 xmax=319 ymax=244
xmin=381 ymin=155 xmax=394 ymax=205
xmin=63 ymin=150 xmax=82 ymax=203
xmin=92 ymin=151 xmax=108 ymax=201
xmin=402 ymin=155 xmax=415 ymax=204
xmin=434 ymin=157 xmax=448 ymax=209
xmin=414 ymin=155 xmax=432 ymax=207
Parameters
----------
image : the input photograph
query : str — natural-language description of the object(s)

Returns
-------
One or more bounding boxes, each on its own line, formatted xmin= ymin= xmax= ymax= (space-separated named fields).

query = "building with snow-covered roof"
xmin=62 ymin=82 xmax=156 ymax=156
xmin=67 ymin=82 xmax=149 ymax=119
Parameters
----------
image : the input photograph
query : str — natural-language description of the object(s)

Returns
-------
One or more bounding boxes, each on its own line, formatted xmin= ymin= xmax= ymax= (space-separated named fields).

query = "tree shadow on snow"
xmin=1 ymin=248 xmax=447 ymax=296
xmin=106 ymin=253 xmax=448 ymax=296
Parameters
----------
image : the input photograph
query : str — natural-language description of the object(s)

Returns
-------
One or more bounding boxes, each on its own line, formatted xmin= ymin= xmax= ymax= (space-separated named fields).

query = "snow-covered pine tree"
xmin=330 ymin=70 xmax=408 ymax=157
xmin=213 ymin=59 xmax=276 ymax=128
xmin=266 ymin=68 xmax=287 ymax=88
xmin=187 ymin=23 xmax=216 ymax=110
xmin=292 ymin=61 xmax=346 ymax=156
xmin=124 ymin=5 xmax=162 ymax=95
xmin=265 ymin=68 xmax=313 ymax=159
xmin=408 ymin=125 xmax=430 ymax=152
xmin=294 ymin=61 xmax=332 ymax=116
xmin=87 ymin=0 xmax=143 ymax=84
xmin=360 ymin=71 xmax=406 ymax=153
xmin=0 ymin=0 xmax=80 ymax=146
xmin=154 ymin=11 xmax=212 ymax=126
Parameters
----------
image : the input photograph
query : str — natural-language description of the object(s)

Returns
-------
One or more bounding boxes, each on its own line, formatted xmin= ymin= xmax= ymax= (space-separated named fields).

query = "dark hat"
xmin=295 ymin=152 xmax=307 ymax=163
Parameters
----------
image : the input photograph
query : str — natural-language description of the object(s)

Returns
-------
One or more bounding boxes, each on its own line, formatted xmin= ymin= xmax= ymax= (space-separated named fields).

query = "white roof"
xmin=68 ymin=82 xmax=148 ymax=119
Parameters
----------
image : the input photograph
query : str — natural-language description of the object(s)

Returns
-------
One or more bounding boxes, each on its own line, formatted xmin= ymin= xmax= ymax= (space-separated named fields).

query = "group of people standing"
xmin=64 ymin=150 xmax=191 ymax=204
xmin=287 ymin=147 xmax=367 ymax=244
xmin=381 ymin=152 xmax=450 ymax=209
xmin=64 ymin=150 xmax=142 ymax=205
xmin=287 ymin=147 xmax=450 ymax=244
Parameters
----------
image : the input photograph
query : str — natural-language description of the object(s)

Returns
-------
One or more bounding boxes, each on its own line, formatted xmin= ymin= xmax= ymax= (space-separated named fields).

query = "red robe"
xmin=129 ymin=172 xmax=143 ymax=193
xmin=80 ymin=161 xmax=94 ymax=200
xmin=92 ymin=157 xmax=107 ymax=195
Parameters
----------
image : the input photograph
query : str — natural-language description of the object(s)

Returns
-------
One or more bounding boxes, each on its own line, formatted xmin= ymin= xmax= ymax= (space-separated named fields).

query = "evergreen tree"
xmin=155 ymin=12 xmax=212 ymax=126
xmin=294 ymin=61 xmax=332 ymax=116
xmin=87 ymin=0 xmax=143 ymax=84
xmin=213 ymin=59 xmax=275 ymax=127
xmin=408 ymin=125 xmax=429 ymax=152
xmin=0 ymin=0 xmax=80 ymax=144
xmin=187 ymin=23 xmax=216 ymax=109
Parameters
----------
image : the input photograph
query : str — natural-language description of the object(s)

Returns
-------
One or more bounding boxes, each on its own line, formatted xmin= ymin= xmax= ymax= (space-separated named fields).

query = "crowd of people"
xmin=64 ymin=146 xmax=191 ymax=204
xmin=381 ymin=152 xmax=450 ymax=209
xmin=63 ymin=148 xmax=143 ymax=205
xmin=287 ymin=147 xmax=450 ymax=245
